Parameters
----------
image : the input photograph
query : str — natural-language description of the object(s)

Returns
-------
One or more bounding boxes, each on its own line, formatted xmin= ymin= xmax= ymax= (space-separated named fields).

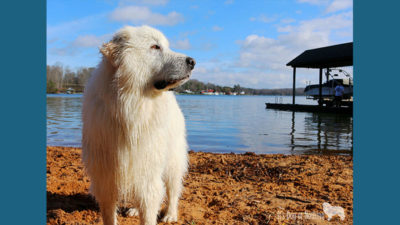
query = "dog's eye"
xmin=151 ymin=45 xmax=161 ymax=50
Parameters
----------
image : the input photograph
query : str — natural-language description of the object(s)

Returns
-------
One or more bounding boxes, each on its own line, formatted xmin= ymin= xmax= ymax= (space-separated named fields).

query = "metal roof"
xmin=287 ymin=42 xmax=353 ymax=68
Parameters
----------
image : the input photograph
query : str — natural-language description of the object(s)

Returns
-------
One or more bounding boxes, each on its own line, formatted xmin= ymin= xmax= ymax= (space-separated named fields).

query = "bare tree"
xmin=47 ymin=63 xmax=95 ymax=93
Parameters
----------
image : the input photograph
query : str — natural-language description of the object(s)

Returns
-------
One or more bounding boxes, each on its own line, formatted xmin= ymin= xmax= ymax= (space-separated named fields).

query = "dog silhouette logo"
xmin=322 ymin=202 xmax=345 ymax=221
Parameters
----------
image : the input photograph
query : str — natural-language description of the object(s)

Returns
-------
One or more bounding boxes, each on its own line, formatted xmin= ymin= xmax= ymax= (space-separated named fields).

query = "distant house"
xmin=201 ymin=89 xmax=215 ymax=95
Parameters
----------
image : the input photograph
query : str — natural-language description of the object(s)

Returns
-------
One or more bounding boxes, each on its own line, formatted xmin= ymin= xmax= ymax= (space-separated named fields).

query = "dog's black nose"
xmin=186 ymin=57 xmax=196 ymax=70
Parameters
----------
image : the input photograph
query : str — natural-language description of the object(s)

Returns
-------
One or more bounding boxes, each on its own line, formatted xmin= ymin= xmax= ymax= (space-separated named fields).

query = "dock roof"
xmin=287 ymin=42 xmax=353 ymax=68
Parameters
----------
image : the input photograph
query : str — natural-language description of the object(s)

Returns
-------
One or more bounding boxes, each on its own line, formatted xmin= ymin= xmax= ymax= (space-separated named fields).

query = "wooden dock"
xmin=265 ymin=103 xmax=353 ymax=115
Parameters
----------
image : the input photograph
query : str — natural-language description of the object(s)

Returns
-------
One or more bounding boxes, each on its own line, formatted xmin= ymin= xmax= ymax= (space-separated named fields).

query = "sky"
xmin=47 ymin=0 xmax=353 ymax=89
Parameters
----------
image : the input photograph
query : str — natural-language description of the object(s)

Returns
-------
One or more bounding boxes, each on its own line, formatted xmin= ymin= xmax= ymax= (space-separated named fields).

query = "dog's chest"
xmin=124 ymin=95 xmax=179 ymax=141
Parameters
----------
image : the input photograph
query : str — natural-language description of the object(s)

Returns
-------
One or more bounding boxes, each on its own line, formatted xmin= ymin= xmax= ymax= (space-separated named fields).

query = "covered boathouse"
xmin=266 ymin=42 xmax=353 ymax=115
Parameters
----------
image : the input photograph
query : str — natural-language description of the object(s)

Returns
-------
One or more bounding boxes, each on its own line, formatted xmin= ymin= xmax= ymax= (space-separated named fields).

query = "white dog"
xmin=82 ymin=25 xmax=195 ymax=225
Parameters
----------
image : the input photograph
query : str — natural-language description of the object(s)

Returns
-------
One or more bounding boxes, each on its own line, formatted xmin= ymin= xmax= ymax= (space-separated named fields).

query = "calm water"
xmin=47 ymin=94 xmax=352 ymax=155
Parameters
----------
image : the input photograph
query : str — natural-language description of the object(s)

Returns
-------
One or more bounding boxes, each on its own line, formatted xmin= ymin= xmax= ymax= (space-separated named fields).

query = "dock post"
xmin=319 ymin=68 xmax=323 ymax=106
xmin=292 ymin=67 xmax=296 ymax=105
xmin=326 ymin=67 xmax=329 ymax=81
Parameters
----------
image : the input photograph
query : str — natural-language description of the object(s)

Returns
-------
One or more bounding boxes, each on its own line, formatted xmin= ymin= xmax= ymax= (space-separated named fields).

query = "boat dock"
xmin=266 ymin=103 xmax=352 ymax=115
xmin=266 ymin=42 xmax=353 ymax=116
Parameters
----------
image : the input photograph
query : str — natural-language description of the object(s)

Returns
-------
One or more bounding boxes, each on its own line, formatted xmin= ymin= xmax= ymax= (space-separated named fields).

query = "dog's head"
xmin=100 ymin=25 xmax=195 ymax=92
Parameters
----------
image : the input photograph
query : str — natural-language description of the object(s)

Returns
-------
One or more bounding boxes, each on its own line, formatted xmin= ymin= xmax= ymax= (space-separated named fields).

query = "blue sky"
xmin=47 ymin=0 xmax=353 ymax=89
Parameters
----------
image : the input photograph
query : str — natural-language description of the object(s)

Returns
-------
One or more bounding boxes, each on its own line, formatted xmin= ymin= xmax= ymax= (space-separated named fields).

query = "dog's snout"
xmin=186 ymin=57 xmax=196 ymax=70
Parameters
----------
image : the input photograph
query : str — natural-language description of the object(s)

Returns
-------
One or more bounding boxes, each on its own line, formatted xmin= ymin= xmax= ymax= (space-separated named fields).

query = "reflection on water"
xmin=47 ymin=94 xmax=352 ymax=155
xmin=47 ymin=94 xmax=83 ymax=147
xmin=289 ymin=111 xmax=353 ymax=154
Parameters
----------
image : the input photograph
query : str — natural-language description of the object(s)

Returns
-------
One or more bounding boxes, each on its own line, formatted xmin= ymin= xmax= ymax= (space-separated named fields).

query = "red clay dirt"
xmin=47 ymin=146 xmax=353 ymax=225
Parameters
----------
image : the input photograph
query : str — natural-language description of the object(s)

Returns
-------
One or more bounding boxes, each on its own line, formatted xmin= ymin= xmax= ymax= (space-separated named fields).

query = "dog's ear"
xmin=100 ymin=42 xmax=119 ymax=67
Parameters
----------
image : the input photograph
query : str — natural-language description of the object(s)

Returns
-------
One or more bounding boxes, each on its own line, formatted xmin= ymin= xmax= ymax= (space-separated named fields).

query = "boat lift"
xmin=266 ymin=42 xmax=353 ymax=115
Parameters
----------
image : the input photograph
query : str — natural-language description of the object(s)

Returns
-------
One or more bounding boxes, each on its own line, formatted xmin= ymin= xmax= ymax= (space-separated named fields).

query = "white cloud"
xmin=47 ymin=14 xmax=104 ymax=38
xmin=297 ymin=0 xmax=329 ymax=5
xmin=110 ymin=6 xmax=184 ymax=26
xmin=224 ymin=0 xmax=234 ymax=5
xmin=212 ymin=26 xmax=223 ymax=31
xmin=281 ymin=18 xmax=296 ymax=24
xmin=249 ymin=14 xmax=276 ymax=23
xmin=49 ymin=33 xmax=112 ymax=57
xmin=47 ymin=38 xmax=59 ymax=45
xmin=192 ymin=66 xmax=207 ymax=74
xmin=191 ymin=65 xmax=298 ymax=89
xmin=192 ymin=11 xmax=353 ymax=88
xmin=119 ymin=0 xmax=169 ymax=5
xmin=325 ymin=0 xmax=352 ymax=13
xmin=200 ymin=42 xmax=216 ymax=51
xmin=50 ymin=47 xmax=77 ymax=57
xmin=171 ymin=39 xmax=191 ymax=50
xmin=72 ymin=34 xmax=112 ymax=48
xmin=295 ymin=11 xmax=352 ymax=34
xmin=178 ymin=30 xmax=198 ymax=38
xmin=236 ymin=35 xmax=298 ymax=71
xmin=297 ymin=0 xmax=352 ymax=14
xmin=277 ymin=25 xmax=293 ymax=33
xmin=239 ymin=11 xmax=352 ymax=70
xmin=336 ymin=30 xmax=352 ymax=38
xmin=73 ymin=35 xmax=101 ymax=48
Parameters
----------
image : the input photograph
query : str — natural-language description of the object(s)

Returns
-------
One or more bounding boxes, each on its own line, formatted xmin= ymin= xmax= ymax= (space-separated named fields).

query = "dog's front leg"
xmin=99 ymin=200 xmax=117 ymax=225
xmin=136 ymin=178 xmax=164 ymax=225
xmin=161 ymin=171 xmax=184 ymax=222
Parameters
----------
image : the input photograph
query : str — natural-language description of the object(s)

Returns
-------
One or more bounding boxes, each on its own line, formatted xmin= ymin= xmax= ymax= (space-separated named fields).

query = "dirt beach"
xmin=47 ymin=146 xmax=353 ymax=225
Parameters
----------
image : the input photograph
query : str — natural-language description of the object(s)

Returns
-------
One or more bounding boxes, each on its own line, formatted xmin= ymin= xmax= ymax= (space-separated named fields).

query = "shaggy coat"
xmin=82 ymin=26 xmax=195 ymax=225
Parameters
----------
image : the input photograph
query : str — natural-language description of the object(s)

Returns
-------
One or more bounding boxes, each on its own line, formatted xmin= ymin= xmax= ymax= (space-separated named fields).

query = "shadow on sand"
xmin=47 ymin=191 xmax=99 ymax=213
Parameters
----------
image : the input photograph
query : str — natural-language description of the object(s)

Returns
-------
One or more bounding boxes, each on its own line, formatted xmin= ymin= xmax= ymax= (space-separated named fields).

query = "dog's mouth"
xmin=154 ymin=75 xmax=190 ymax=90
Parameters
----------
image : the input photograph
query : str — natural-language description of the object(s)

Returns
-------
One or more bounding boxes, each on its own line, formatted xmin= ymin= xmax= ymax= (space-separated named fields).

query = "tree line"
xmin=47 ymin=64 xmax=304 ymax=95
xmin=47 ymin=64 xmax=95 ymax=93
xmin=174 ymin=79 xmax=304 ymax=95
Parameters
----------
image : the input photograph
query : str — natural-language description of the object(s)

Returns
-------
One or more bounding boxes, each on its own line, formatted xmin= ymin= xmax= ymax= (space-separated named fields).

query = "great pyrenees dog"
xmin=82 ymin=25 xmax=195 ymax=225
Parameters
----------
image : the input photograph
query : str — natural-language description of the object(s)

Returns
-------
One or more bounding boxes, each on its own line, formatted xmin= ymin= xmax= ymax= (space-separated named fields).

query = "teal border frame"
xmin=354 ymin=1 xmax=400 ymax=224
xmin=0 ymin=0 xmax=46 ymax=224
xmin=1 ymin=1 xmax=400 ymax=224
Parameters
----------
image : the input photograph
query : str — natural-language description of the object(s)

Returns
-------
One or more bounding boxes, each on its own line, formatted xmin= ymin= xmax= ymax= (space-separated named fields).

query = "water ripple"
xmin=47 ymin=94 xmax=353 ymax=154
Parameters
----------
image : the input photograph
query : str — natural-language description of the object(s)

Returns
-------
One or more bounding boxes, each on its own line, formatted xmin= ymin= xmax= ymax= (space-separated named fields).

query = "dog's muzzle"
xmin=154 ymin=57 xmax=195 ymax=90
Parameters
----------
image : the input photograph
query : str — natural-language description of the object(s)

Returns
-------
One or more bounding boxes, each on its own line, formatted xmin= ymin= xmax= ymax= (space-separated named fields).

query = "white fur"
xmin=82 ymin=26 xmax=193 ymax=225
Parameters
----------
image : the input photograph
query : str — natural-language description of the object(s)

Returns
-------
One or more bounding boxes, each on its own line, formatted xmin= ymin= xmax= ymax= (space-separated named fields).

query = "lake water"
xmin=47 ymin=94 xmax=353 ymax=155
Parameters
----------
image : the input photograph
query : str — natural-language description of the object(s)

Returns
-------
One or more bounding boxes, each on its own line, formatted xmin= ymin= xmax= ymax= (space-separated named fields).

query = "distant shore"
xmin=47 ymin=146 xmax=353 ymax=224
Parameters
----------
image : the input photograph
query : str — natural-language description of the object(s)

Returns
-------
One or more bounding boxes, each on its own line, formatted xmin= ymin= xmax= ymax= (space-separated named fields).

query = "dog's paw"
xmin=126 ymin=208 xmax=139 ymax=217
xmin=161 ymin=213 xmax=177 ymax=223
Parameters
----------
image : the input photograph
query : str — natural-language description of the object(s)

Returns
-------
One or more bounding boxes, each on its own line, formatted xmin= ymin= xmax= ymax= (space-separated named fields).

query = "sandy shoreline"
xmin=47 ymin=146 xmax=353 ymax=224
